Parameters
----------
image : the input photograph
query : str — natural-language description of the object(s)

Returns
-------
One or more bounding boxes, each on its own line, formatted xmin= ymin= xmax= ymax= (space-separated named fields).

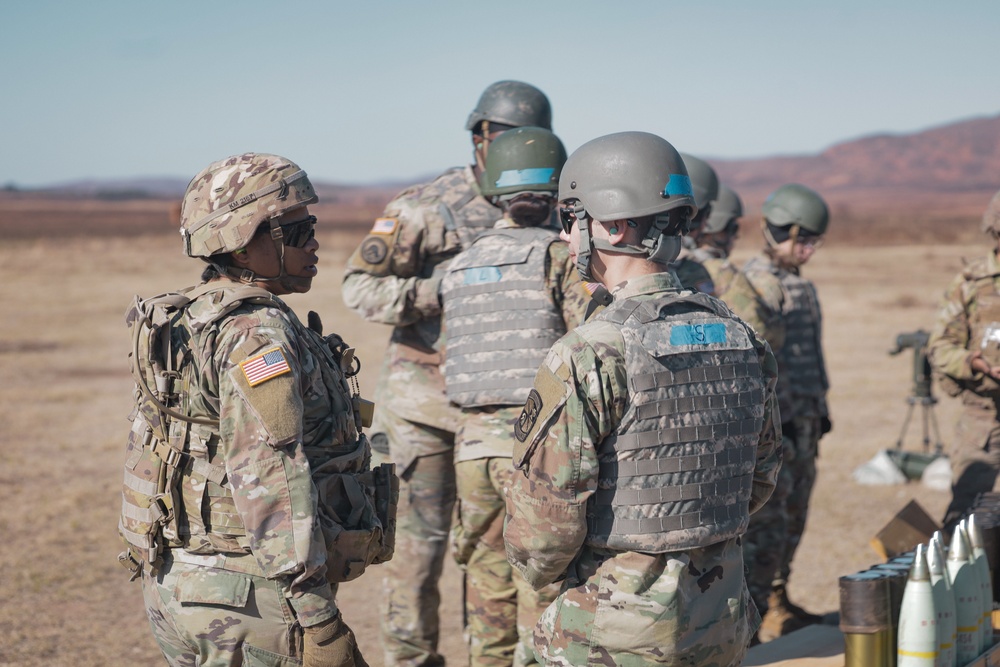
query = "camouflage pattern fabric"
xmin=504 ymin=272 xmax=781 ymax=666
xmin=741 ymin=251 xmax=828 ymax=590
xmin=670 ymin=251 xmax=716 ymax=294
xmin=142 ymin=558 xmax=302 ymax=666
xmin=135 ymin=285 xmax=370 ymax=662
xmin=343 ymin=166 xmax=500 ymax=666
xmin=928 ymin=250 xmax=1000 ymax=527
xmin=454 ymin=456 xmax=560 ymax=667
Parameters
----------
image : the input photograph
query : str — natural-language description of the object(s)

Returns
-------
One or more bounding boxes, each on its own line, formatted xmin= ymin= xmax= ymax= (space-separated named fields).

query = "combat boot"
xmin=758 ymin=585 xmax=824 ymax=639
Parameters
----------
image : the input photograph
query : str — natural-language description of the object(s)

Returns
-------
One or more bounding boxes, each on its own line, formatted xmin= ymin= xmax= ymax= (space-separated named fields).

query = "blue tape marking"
xmin=495 ymin=168 xmax=555 ymax=188
xmin=670 ymin=323 xmax=727 ymax=345
xmin=663 ymin=174 xmax=693 ymax=197
xmin=464 ymin=267 xmax=502 ymax=285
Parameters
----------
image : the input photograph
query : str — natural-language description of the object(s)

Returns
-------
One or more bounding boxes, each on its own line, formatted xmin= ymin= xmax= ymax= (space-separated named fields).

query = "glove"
xmin=302 ymin=614 xmax=369 ymax=667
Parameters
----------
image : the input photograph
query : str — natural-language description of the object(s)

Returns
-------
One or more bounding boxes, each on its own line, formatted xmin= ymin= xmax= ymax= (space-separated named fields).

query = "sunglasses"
xmin=558 ymin=206 xmax=579 ymax=234
xmin=277 ymin=215 xmax=317 ymax=248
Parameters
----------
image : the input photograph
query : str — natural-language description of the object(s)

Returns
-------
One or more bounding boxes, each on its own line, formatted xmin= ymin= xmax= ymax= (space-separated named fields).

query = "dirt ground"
xmin=0 ymin=211 xmax=980 ymax=665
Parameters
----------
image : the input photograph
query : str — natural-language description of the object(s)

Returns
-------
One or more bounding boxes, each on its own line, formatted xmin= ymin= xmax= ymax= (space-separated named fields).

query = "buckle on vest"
xmin=150 ymin=493 xmax=174 ymax=525
xmin=118 ymin=549 xmax=144 ymax=582
xmin=150 ymin=439 xmax=184 ymax=469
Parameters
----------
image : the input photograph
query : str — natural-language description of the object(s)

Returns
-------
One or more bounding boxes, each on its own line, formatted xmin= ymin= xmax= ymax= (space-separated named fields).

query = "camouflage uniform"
xmin=343 ymin=166 xmax=498 ymax=666
xmin=442 ymin=218 xmax=590 ymax=665
xmin=741 ymin=252 xmax=829 ymax=593
xmin=504 ymin=272 xmax=782 ymax=666
xmin=928 ymin=250 xmax=1000 ymax=529
xmin=670 ymin=248 xmax=716 ymax=295
xmin=134 ymin=286 xmax=367 ymax=665
xmin=689 ymin=246 xmax=738 ymax=298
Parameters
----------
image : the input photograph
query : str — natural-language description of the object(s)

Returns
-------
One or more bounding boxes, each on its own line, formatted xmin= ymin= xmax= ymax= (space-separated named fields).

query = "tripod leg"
xmin=896 ymin=402 xmax=916 ymax=449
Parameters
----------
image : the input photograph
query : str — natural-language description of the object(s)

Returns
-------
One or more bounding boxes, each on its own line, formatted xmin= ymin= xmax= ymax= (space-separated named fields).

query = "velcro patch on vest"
xmin=670 ymin=323 xmax=728 ymax=346
xmin=240 ymin=347 xmax=291 ymax=387
xmin=463 ymin=267 xmax=502 ymax=285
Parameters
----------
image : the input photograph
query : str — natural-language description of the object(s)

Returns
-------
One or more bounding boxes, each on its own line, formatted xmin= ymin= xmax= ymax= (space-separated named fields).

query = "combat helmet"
xmin=480 ymin=126 xmax=566 ymax=199
xmin=465 ymin=80 xmax=552 ymax=132
xmin=981 ymin=189 xmax=1000 ymax=236
xmin=559 ymin=131 xmax=696 ymax=279
xmin=761 ymin=183 xmax=829 ymax=236
xmin=703 ymin=185 xmax=744 ymax=235
xmin=180 ymin=153 xmax=317 ymax=260
xmin=679 ymin=153 xmax=720 ymax=216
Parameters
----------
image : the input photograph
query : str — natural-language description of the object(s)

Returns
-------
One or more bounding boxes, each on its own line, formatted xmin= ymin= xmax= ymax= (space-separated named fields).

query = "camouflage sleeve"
xmin=342 ymin=196 xmax=445 ymax=326
xmin=504 ymin=326 xmax=624 ymax=589
xmin=722 ymin=270 xmax=786 ymax=353
xmin=748 ymin=331 xmax=782 ymax=515
xmin=547 ymin=241 xmax=592 ymax=331
xmin=216 ymin=315 xmax=336 ymax=627
xmin=928 ymin=271 xmax=978 ymax=381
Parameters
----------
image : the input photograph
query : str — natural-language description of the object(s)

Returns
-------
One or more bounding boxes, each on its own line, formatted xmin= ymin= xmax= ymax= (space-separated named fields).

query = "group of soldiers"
xmin=342 ymin=81 xmax=834 ymax=665
xmin=121 ymin=79 xmax=849 ymax=666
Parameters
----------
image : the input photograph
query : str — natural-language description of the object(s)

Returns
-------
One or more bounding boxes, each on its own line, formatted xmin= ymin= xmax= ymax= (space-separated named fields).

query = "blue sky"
xmin=3 ymin=1 xmax=998 ymax=187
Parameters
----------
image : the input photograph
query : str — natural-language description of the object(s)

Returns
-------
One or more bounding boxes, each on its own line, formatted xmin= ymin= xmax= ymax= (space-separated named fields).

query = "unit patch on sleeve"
xmin=514 ymin=389 xmax=544 ymax=443
xmin=240 ymin=347 xmax=291 ymax=386
xmin=360 ymin=237 xmax=389 ymax=265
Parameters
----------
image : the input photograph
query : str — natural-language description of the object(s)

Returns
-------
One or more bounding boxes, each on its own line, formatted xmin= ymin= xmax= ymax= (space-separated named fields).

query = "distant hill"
xmin=711 ymin=113 xmax=1000 ymax=194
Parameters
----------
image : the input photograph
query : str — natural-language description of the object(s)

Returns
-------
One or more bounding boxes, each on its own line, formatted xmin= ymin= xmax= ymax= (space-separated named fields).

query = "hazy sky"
xmin=3 ymin=1 xmax=998 ymax=188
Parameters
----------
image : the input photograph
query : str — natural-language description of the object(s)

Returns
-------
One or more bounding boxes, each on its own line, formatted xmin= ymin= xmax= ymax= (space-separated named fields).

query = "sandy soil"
xmin=0 ymin=223 xmax=977 ymax=665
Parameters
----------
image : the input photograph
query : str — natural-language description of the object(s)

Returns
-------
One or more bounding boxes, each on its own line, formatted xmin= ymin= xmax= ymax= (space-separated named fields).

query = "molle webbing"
xmin=588 ymin=501 xmax=749 ymax=536
xmin=586 ymin=290 xmax=764 ymax=552
xmin=443 ymin=227 xmax=565 ymax=407
xmin=780 ymin=275 xmax=826 ymax=400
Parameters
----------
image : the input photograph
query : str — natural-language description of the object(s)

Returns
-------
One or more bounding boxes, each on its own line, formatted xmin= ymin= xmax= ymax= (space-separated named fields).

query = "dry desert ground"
xmin=0 ymin=202 xmax=981 ymax=665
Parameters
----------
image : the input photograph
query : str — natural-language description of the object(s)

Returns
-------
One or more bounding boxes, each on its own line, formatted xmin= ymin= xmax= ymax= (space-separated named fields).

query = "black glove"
xmin=820 ymin=416 xmax=832 ymax=436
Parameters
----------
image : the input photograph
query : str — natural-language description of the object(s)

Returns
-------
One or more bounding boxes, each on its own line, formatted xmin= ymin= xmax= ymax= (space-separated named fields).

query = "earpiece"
xmin=609 ymin=226 xmax=619 ymax=234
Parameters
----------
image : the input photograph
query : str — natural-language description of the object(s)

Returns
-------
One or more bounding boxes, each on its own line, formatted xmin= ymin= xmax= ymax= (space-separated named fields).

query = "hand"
xmin=302 ymin=614 xmax=369 ymax=667
xmin=820 ymin=416 xmax=832 ymax=436
xmin=969 ymin=352 xmax=1000 ymax=380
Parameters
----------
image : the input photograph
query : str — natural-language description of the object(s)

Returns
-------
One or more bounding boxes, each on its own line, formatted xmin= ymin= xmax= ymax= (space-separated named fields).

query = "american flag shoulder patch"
xmin=371 ymin=217 xmax=398 ymax=234
xmin=240 ymin=347 xmax=291 ymax=387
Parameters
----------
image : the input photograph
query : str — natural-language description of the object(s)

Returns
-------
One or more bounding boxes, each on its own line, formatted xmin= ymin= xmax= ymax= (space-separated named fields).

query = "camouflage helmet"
xmin=679 ymin=153 xmax=720 ymax=212
xmin=702 ymin=185 xmax=744 ymax=234
xmin=761 ymin=183 xmax=829 ymax=235
xmin=179 ymin=153 xmax=317 ymax=258
xmin=480 ymin=126 xmax=566 ymax=198
xmin=981 ymin=189 xmax=1000 ymax=235
xmin=559 ymin=131 xmax=696 ymax=278
xmin=465 ymin=80 xmax=552 ymax=132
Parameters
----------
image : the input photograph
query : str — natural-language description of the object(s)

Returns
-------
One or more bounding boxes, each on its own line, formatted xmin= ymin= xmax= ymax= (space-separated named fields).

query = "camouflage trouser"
xmin=743 ymin=434 xmax=793 ymax=615
xmin=142 ymin=557 xmax=302 ymax=666
xmin=453 ymin=458 xmax=560 ymax=667
xmin=534 ymin=543 xmax=755 ymax=666
xmin=372 ymin=415 xmax=456 ymax=667
xmin=775 ymin=415 xmax=820 ymax=586
xmin=942 ymin=404 xmax=1000 ymax=530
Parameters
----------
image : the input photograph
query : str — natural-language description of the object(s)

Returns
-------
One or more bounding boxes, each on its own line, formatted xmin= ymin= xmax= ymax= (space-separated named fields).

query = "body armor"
xmin=442 ymin=227 xmax=565 ymax=407
xmin=119 ymin=284 xmax=395 ymax=582
xmin=584 ymin=292 xmax=767 ymax=552
xmin=777 ymin=270 xmax=828 ymax=416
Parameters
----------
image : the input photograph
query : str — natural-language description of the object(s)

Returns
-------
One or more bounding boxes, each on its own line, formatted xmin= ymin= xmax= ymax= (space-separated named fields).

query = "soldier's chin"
xmin=281 ymin=275 xmax=314 ymax=293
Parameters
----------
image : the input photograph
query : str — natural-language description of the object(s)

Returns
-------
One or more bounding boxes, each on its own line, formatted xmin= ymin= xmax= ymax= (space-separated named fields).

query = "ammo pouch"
xmin=314 ymin=438 xmax=399 ymax=583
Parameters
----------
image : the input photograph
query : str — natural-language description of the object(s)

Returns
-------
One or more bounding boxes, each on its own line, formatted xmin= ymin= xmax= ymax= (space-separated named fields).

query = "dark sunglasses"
xmin=558 ymin=207 xmax=578 ymax=234
xmin=277 ymin=215 xmax=317 ymax=248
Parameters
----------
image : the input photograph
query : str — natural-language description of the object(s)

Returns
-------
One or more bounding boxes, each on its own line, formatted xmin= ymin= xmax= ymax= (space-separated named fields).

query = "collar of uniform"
xmin=494 ymin=216 xmax=520 ymax=229
xmin=610 ymin=271 xmax=681 ymax=300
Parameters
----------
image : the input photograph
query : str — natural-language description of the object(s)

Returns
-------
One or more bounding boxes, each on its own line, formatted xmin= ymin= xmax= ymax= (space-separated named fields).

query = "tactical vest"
xmin=442 ymin=227 xmax=565 ymax=407
xmin=118 ymin=284 xmax=396 ymax=582
xmin=778 ymin=271 xmax=828 ymax=410
xmin=956 ymin=261 xmax=1000 ymax=400
xmin=585 ymin=292 xmax=767 ymax=553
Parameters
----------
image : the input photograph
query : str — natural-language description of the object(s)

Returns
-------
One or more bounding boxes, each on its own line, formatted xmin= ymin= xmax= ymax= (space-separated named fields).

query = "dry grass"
xmin=0 ymin=201 xmax=987 ymax=664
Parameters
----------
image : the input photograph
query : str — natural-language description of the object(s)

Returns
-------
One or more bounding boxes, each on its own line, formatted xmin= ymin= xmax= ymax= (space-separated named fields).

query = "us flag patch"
xmin=240 ymin=347 xmax=291 ymax=387
xmin=371 ymin=217 xmax=398 ymax=234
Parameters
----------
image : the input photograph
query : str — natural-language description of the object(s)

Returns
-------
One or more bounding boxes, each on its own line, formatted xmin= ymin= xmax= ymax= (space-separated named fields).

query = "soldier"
xmin=929 ymin=189 xmax=1000 ymax=532
xmin=119 ymin=153 xmax=392 ymax=666
xmin=670 ymin=153 xmax=720 ymax=295
xmin=690 ymin=184 xmax=744 ymax=296
xmin=342 ymin=81 xmax=553 ymax=667
xmin=741 ymin=183 xmax=831 ymax=636
xmin=440 ymin=126 xmax=590 ymax=666
xmin=504 ymin=131 xmax=782 ymax=665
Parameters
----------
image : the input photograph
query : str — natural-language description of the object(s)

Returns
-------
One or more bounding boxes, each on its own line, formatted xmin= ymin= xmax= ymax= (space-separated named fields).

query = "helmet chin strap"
xmin=574 ymin=211 xmax=682 ymax=280
xmin=219 ymin=219 xmax=291 ymax=285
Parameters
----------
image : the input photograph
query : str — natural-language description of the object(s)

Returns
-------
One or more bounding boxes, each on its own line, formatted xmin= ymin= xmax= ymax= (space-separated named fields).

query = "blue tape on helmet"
xmin=663 ymin=174 xmax=693 ymax=198
xmin=495 ymin=168 xmax=555 ymax=188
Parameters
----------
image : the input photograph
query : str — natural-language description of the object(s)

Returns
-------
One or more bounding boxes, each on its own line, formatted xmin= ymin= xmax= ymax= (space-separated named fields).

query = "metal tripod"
xmin=894 ymin=394 xmax=944 ymax=456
